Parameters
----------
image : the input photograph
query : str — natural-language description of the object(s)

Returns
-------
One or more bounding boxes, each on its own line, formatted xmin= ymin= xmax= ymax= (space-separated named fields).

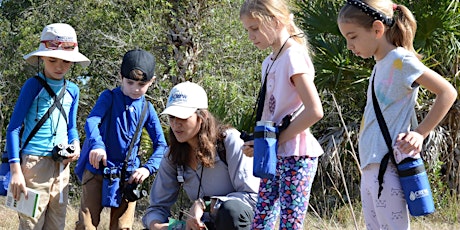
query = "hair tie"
xmin=393 ymin=4 xmax=398 ymax=11
xmin=346 ymin=0 xmax=394 ymax=27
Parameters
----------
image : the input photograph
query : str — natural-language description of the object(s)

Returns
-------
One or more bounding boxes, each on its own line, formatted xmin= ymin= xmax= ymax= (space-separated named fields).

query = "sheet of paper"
xmin=5 ymin=186 xmax=40 ymax=218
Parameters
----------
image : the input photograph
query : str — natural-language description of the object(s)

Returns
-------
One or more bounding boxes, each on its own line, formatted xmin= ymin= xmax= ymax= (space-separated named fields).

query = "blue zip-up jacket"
xmin=83 ymin=87 xmax=167 ymax=176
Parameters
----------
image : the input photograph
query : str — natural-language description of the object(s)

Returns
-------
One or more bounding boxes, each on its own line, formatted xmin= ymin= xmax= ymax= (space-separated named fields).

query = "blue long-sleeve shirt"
xmin=84 ymin=87 xmax=167 ymax=175
xmin=6 ymin=73 xmax=79 ymax=162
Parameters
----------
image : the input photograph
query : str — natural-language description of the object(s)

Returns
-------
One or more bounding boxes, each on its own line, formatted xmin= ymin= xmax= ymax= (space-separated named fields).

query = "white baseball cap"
xmin=161 ymin=81 xmax=208 ymax=119
xmin=23 ymin=23 xmax=90 ymax=67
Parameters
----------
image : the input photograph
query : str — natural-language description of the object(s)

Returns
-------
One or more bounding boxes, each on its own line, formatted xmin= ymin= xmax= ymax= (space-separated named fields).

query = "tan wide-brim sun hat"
xmin=23 ymin=23 xmax=90 ymax=67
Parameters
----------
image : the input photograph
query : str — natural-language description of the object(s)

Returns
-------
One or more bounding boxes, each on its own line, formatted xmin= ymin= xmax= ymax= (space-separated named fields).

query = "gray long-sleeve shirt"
xmin=142 ymin=128 xmax=260 ymax=227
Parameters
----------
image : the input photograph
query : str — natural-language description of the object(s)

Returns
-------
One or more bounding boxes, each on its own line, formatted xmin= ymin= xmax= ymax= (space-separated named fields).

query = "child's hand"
xmin=395 ymin=131 xmax=424 ymax=155
xmin=63 ymin=143 xmax=81 ymax=165
xmin=128 ymin=167 xmax=150 ymax=184
xmin=242 ymin=141 xmax=254 ymax=157
xmin=89 ymin=148 xmax=107 ymax=169
xmin=9 ymin=163 xmax=27 ymax=201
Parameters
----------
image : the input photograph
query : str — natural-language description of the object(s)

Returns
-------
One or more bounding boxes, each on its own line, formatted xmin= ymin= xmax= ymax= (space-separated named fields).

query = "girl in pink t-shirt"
xmin=240 ymin=0 xmax=324 ymax=229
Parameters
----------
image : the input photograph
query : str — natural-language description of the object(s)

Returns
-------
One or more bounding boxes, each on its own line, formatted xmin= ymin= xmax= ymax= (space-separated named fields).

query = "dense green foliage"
xmin=0 ymin=0 xmax=459 ymax=222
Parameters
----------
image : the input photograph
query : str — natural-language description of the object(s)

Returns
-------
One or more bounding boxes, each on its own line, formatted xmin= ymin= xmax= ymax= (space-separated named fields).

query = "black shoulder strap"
xmin=371 ymin=72 xmax=396 ymax=199
xmin=125 ymin=99 xmax=149 ymax=162
xmin=33 ymin=76 xmax=68 ymax=123
xmin=255 ymin=76 xmax=268 ymax=122
xmin=216 ymin=139 xmax=227 ymax=166
xmin=22 ymin=76 xmax=68 ymax=150
xmin=371 ymin=77 xmax=393 ymax=151
xmin=120 ymin=99 xmax=149 ymax=181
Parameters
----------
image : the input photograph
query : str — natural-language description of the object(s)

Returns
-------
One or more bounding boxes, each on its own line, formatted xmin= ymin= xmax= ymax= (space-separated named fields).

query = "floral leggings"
xmin=252 ymin=156 xmax=318 ymax=230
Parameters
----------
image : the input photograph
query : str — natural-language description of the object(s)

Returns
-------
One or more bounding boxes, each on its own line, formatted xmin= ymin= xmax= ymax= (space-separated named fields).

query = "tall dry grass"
xmin=1 ymin=195 xmax=459 ymax=229
xmin=0 ymin=196 xmax=144 ymax=229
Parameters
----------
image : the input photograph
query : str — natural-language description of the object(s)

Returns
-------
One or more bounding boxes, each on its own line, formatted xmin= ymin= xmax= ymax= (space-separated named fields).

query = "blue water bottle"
xmin=397 ymin=157 xmax=435 ymax=216
xmin=253 ymin=121 xmax=278 ymax=179
xmin=0 ymin=155 xmax=10 ymax=196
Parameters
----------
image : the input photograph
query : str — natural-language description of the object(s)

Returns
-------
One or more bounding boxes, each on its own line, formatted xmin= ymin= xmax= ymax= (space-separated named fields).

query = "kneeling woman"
xmin=142 ymin=81 xmax=260 ymax=230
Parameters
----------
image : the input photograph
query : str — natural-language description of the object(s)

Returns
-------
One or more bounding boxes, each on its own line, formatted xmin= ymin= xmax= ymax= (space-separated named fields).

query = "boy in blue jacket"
xmin=75 ymin=49 xmax=167 ymax=229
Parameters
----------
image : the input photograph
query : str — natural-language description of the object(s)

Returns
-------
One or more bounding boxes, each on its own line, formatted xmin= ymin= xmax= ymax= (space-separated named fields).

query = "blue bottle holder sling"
xmin=0 ymin=155 xmax=10 ymax=196
xmin=397 ymin=157 xmax=435 ymax=216
xmin=102 ymin=166 xmax=123 ymax=207
xmin=253 ymin=124 xmax=278 ymax=179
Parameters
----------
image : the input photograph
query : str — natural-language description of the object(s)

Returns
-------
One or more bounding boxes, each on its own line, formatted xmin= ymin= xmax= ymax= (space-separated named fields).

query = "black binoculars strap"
xmin=255 ymin=75 xmax=268 ymax=122
xmin=370 ymin=71 xmax=396 ymax=199
xmin=33 ymin=76 xmax=68 ymax=123
xmin=21 ymin=76 xmax=67 ymax=151
xmin=255 ymin=36 xmax=292 ymax=122
xmin=120 ymin=100 xmax=148 ymax=183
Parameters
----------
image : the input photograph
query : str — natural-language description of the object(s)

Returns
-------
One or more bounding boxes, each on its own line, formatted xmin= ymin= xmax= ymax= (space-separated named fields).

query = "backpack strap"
xmin=216 ymin=139 xmax=227 ymax=166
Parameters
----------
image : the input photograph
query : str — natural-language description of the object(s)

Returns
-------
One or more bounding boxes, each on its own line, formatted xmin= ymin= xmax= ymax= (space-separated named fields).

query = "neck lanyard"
xmin=255 ymin=36 xmax=292 ymax=121
xmin=196 ymin=165 xmax=204 ymax=199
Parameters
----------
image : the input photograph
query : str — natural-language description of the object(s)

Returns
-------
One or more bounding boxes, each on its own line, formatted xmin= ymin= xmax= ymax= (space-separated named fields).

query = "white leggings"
xmin=361 ymin=163 xmax=410 ymax=230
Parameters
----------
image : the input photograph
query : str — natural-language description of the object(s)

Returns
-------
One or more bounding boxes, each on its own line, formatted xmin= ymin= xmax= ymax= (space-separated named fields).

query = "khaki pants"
xmin=75 ymin=170 xmax=136 ymax=230
xmin=19 ymin=154 xmax=69 ymax=230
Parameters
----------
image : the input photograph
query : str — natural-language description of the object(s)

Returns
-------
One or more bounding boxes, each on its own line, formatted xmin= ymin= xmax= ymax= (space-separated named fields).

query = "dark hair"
xmin=168 ymin=109 xmax=231 ymax=168
xmin=338 ymin=0 xmax=420 ymax=58
xmin=125 ymin=69 xmax=147 ymax=81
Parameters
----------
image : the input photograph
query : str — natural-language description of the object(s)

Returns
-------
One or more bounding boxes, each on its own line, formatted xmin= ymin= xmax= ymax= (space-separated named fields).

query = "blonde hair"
xmin=338 ymin=0 xmax=420 ymax=58
xmin=240 ymin=0 xmax=310 ymax=51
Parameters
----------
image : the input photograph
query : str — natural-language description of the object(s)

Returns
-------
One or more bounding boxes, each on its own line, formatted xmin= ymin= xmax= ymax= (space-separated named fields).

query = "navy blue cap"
xmin=121 ymin=49 xmax=156 ymax=81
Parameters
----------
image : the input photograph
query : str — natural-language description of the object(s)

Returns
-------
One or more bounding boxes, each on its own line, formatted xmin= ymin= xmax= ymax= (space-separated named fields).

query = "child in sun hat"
xmin=75 ymin=49 xmax=167 ymax=229
xmin=6 ymin=22 xmax=90 ymax=229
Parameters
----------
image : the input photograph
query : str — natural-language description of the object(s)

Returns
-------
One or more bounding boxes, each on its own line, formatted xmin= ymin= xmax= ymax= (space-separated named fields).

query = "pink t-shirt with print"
xmin=260 ymin=43 xmax=323 ymax=157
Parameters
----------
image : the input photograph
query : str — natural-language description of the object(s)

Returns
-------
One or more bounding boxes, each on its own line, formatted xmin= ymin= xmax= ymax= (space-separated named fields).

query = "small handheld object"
xmin=51 ymin=144 xmax=75 ymax=162
xmin=123 ymin=183 xmax=148 ymax=202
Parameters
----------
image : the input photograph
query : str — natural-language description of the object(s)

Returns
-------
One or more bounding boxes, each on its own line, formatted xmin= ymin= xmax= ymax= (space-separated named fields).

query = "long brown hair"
xmin=168 ymin=109 xmax=231 ymax=168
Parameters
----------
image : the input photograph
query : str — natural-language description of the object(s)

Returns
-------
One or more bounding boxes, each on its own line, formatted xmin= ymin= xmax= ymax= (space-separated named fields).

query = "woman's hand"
xmin=149 ymin=221 xmax=168 ymax=230
xmin=185 ymin=199 xmax=206 ymax=230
